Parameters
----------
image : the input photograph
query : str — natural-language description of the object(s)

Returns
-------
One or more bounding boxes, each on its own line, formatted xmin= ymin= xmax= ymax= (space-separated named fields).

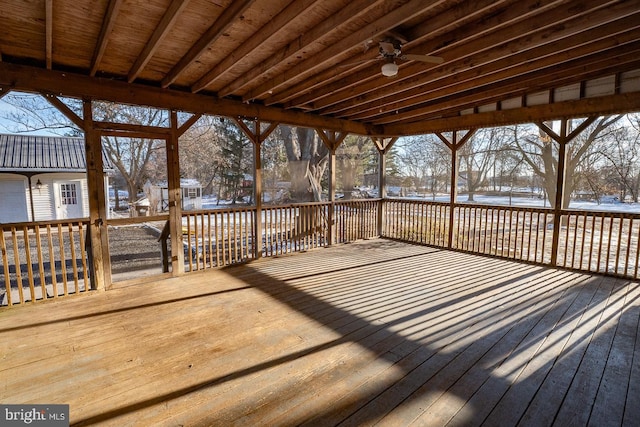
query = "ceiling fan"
xmin=364 ymin=38 xmax=444 ymax=77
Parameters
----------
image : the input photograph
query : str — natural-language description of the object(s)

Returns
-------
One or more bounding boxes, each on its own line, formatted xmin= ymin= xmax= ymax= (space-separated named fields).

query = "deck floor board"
xmin=0 ymin=239 xmax=638 ymax=426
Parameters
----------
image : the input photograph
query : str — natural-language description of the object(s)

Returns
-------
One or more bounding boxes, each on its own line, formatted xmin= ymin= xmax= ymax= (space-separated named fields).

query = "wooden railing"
xmin=8 ymin=200 xmax=636 ymax=307
xmin=261 ymin=202 xmax=330 ymax=257
xmin=181 ymin=207 xmax=257 ymax=271
xmin=452 ymin=205 xmax=553 ymax=264
xmin=556 ymin=210 xmax=640 ymax=277
xmin=382 ymin=199 xmax=450 ymax=247
xmin=382 ymin=199 xmax=640 ymax=280
xmin=334 ymin=199 xmax=379 ymax=243
xmin=1 ymin=219 xmax=91 ymax=306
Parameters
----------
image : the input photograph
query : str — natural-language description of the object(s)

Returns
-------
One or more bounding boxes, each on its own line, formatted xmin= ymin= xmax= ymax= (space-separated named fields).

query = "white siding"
xmin=0 ymin=174 xmax=29 ymax=223
xmin=31 ymin=173 xmax=88 ymax=221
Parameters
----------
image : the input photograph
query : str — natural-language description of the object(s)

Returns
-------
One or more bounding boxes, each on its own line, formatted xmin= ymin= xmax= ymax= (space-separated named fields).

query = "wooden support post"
xmin=169 ymin=111 xmax=185 ymax=274
xmin=378 ymin=150 xmax=386 ymax=237
xmin=371 ymin=137 xmax=397 ymax=238
xmin=236 ymin=118 xmax=278 ymax=259
xmin=317 ymin=129 xmax=347 ymax=245
xmin=254 ymin=139 xmax=263 ymax=258
xmin=83 ymin=99 xmax=111 ymax=290
xmin=449 ymin=141 xmax=459 ymax=249
xmin=436 ymin=130 xmax=475 ymax=249
xmin=328 ymin=148 xmax=336 ymax=245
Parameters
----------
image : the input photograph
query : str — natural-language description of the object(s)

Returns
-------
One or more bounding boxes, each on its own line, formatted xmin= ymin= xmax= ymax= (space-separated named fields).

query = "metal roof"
xmin=0 ymin=134 xmax=113 ymax=173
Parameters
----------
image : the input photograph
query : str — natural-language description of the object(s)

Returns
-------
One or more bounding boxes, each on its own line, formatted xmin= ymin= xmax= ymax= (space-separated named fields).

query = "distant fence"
xmin=1 ymin=220 xmax=91 ymax=307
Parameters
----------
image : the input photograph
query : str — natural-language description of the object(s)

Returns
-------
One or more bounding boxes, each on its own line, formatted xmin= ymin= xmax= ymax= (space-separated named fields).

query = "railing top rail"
xmin=383 ymin=198 xmax=640 ymax=218
xmin=107 ymin=214 xmax=169 ymax=226
xmin=384 ymin=198 xmax=450 ymax=207
xmin=182 ymin=206 xmax=258 ymax=216
xmin=261 ymin=201 xmax=332 ymax=209
xmin=559 ymin=208 xmax=640 ymax=219
xmin=1 ymin=218 xmax=90 ymax=229
xmin=453 ymin=203 xmax=552 ymax=213
xmin=334 ymin=198 xmax=383 ymax=204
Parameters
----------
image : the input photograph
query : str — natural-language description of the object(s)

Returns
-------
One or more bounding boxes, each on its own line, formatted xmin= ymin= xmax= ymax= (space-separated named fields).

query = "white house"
xmin=143 ymin=178 xmax=203 ymax=214
xmin=0 ymin=134 xmax=112 ymax=223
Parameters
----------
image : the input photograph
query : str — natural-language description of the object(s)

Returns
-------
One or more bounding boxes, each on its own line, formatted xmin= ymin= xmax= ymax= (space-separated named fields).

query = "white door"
xmin=56 ymin=182 xmax=83 ymax=219
xmin=0 ymin=179 xmax=29 ymax=223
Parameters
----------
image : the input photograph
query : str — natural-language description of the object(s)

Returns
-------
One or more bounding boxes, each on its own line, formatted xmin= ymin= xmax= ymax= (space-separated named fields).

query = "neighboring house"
xmin=0 ymin=134 xmax=112 ymax=223
xmin=143 ymin=178 xmax=203 ymax=214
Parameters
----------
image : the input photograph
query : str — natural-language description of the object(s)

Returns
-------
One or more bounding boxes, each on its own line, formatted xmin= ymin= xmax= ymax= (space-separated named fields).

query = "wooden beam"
xmin=45 ymin=0 xmax=53 ymax=69
xmin=316 ymin=129 xmax=347 ymax=152
xmin=333 ymin=16 xmax=640 ymax=120
xmin=177 ymin=113 xmax=202 ymax=137
xmin=382 ymin=92 xmax=640 ymax=135
xmin=217 ymin=0 xmax=385 ymax=98
xmin=370 ymin=136 xmax=398 ymax=155
xmin=83 ymin=99 xmax=111 ymax=290
xmin=324 ymin=3 xmax=640 ymax=118
xmin=436 ymin=130 xmax=476 ymax=249
xmin=90 ymin=0 xmax=124 ymax=77
xmin=128 ymin=0 xmax=189 ymax=83
xmin=239 ymin=1 xmax=447 ymax=101
xmin=42 ymin=94 xmax=84 ymax=129
xmin=169 ymin=111 xmax=185 ymax=274
xmin=381 ymin=56 xmax=640 ymax=129
xmin=233 ymin=118 xmax=278 ymax=259
xmin=92 ymin=121 xmax=172 ymax=135
xmin=0 ymin=62 xmax=376 ymax=135
xmin=161 ymin=0 xmax=255 ymax=88
xmin=191 ymin=0 xmax=323 ymax=93
xmin=276 ymin=0 xmax=517 ymax=108
xmin=368 ymin=40 xmax=640 ymax=125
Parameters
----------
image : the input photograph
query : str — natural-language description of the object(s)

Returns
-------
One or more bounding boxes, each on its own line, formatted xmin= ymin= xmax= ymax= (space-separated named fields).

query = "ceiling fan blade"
xmin=402 ymin=54 xmax=444 ymax=64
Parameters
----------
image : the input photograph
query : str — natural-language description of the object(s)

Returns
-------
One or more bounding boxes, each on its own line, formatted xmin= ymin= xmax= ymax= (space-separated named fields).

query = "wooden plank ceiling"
xmin=1 ymin=0 xmax=640 ymax=136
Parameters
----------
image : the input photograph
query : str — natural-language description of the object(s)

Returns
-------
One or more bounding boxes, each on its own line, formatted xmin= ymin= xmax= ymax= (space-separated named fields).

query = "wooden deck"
xmin=1 ymin=239 xmax=638 ymax=426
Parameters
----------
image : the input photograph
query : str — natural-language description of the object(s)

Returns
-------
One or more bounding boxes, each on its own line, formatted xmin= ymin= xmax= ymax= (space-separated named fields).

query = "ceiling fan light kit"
xmin=381 ymin=62 xmax=399 ymax=77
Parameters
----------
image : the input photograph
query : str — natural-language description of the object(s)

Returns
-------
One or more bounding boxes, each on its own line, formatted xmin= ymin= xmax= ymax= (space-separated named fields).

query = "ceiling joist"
xmin=0 ymin=0 xmax=639 ymax=137
xmin=128 ymin=0 xmax=190 ymax=83
xmin=90 ymin=0 xmax=124 ymax=76
xmin=161 ymin=0 xmax=256 ymax=88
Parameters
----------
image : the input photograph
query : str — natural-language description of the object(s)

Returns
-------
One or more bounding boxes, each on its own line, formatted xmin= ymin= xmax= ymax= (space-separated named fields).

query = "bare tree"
xmin=395 ymin=134 xmax=450 ymax=200
xmin=280 ymin=126 xmax=328 ymax=202
xmin=600 ymin=114 xmax=640 ymax=202
xmin=458 ymin=127 xmax=509 ymax=201
xmin=510 ymin=116 xmax=623 ymax=207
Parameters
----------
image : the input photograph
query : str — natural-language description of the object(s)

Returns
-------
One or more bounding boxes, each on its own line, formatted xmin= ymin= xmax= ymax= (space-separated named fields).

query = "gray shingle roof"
xmin=0 ymin=134 xmax=114 ymax=172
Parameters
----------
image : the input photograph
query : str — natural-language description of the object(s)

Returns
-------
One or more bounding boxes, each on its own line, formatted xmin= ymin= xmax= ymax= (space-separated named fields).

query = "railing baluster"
xmin=78 ymin=223 xmax=89 ymax=291
xmin=614 ymin=216 xmax=623 ymax=275
xmin=22 ymin=226 xmax=35 ymax=302
xmin=624 ymin=217 xmax=633 ymax=277
xmin=11 ymin=228 xmax=24 ymax=304
xmin=0 ymin=230 xmax=12 ymax=306
xmin=56 ymin=224 xmax=68 ymax=296
xmin=47 ymin=225 xmax=58 ymax=298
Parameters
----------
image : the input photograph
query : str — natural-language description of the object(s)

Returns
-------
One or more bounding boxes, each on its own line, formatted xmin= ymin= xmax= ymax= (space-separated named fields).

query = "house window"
xmin=60 ymin=183 xmax=78 ymax=205
xmin=187 ymin=188 xmax=198 ymax=199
